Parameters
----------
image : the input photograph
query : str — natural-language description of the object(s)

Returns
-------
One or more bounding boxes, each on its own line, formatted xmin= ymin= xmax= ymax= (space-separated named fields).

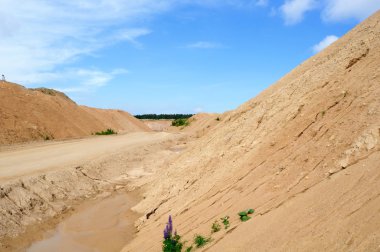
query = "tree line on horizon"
xmin=134 ymin=114 xmax=194 ymax=120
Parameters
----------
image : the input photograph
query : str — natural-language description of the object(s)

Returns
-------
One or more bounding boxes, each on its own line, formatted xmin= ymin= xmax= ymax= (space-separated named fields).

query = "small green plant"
xmin=194 ymin=235 xmax=210 ymax=248
xmin=162 ymin=216 xmax=183 ymax=252
xmin=220 ymin=216 xmax=230 ymax=229
xmin=95 ymin=128 xmax=117 ymax=135
xmin=211 ymin=220 xmax=221 ymax=233
xmin=185 ymin=246 xmax=193 ymax=252
xmin=172 ymin=118 xmax=190 ymax=127
xmin=238 ymin=209 xmax=255 ymax=222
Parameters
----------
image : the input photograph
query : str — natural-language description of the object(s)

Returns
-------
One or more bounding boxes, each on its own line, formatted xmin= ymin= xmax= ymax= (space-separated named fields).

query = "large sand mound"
xmin=0 ymin=82 xmax=150 ymax=145
xmin=123 ymin=11 xmax=380 ymax=251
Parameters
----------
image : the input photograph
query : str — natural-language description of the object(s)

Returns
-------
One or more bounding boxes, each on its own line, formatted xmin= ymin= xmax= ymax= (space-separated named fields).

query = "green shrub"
xmin=172 ymin=118 xmax=190 ymax=127
xmin=95 ymin=128 xmax=117 ymax=135
xmin=194 ymin=235 xmax=210 ymax=248
xmin=238 ymin=209 xmax=255 ymax=222
xmin=163 ymin=235 xmax=183 ymax=252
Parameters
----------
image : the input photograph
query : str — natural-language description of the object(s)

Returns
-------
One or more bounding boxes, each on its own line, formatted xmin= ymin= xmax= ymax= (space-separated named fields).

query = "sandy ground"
xmin=0 ymin=132 xmax=172 ymax=181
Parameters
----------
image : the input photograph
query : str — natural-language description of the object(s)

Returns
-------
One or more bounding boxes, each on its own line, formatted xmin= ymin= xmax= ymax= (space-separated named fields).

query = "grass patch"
xmin=94 ymin=128 xmax=117 ymax=135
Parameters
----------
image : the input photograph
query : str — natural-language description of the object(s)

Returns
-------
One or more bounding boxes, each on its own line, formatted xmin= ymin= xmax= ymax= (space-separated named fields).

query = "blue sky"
xmin=1 ymin=0 xmax=379 ymax=114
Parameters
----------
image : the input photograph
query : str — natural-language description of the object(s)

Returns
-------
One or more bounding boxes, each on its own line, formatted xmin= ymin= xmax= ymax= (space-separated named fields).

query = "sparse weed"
xmin=211 ymin=220 xmax=221 ymax=233
xmin=185 ymin=246 xmax=193 ymax=252
xmin=216 ymin=117 xmax=220 ymax=121
xmin=221 ymin=216 xmax=230 ymax=229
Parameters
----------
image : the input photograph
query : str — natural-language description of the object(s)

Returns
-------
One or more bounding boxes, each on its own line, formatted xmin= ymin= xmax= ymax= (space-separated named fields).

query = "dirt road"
xmin=0 ymin=132 xmax=175 ymax=181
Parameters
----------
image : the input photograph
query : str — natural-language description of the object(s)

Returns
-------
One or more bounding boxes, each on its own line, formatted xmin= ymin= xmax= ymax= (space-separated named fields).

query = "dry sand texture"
xmin=0 ymin=83 xmax=150 ymax=145
xmin=122 ymin=11 xmax=380 ymax=252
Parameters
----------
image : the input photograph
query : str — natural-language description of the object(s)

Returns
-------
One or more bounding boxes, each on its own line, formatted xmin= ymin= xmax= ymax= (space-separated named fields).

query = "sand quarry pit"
xmin=0 ymin=10 xmax=380 ymax=252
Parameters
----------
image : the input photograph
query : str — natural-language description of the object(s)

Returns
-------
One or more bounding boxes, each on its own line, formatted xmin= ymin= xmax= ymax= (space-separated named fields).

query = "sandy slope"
xmin=0 ymin=83 xmax=150 ymax=145
xmin=122 ymin=11 xmax=380 ymax=252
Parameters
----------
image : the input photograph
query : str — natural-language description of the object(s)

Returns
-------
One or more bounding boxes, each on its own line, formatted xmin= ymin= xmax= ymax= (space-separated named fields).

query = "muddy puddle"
xmin=27 ymin=192 xmax=140 ymax=252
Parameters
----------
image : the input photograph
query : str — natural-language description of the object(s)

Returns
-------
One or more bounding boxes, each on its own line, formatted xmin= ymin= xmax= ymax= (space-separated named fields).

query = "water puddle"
xmin=27 ymin=193 xmax=140 ymax=252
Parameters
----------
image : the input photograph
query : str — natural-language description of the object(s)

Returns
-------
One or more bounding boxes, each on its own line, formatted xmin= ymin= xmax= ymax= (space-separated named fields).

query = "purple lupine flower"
xmin=164 ymin=227 xmax=170 ymax=239
xmin=168 ymin=215 xmax=173 ymax=234
xmin=163 ymin=215 xmax=173 ymax=239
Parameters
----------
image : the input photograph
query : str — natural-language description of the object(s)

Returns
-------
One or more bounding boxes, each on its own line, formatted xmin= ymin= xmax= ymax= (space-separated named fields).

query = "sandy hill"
xmin=123 ymin=11 xmax=380 ymax=252
xmin=0 ymin=82 xmax=150 ymax=145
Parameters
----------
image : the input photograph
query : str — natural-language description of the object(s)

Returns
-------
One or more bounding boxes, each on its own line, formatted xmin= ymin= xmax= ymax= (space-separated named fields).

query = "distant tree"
xmin=134 ymin=114 xmax=193 ymax=120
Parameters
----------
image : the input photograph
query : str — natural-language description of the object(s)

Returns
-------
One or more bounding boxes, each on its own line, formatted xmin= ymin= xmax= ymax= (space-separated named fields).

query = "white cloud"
xmin=0 ymin=0 xmax=163 ymax=86
xmin=280 ymin=0 xmax=318 ymax=25
xmin=53 ymin=68 xmax=129 ymax=93
xmin=312 ymin=35 xmax=339 ymax=53
xmin=186 ymin=41 xmax=224 ymax=49
xmin=322 ymin=0 xmax=380 ymax=22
